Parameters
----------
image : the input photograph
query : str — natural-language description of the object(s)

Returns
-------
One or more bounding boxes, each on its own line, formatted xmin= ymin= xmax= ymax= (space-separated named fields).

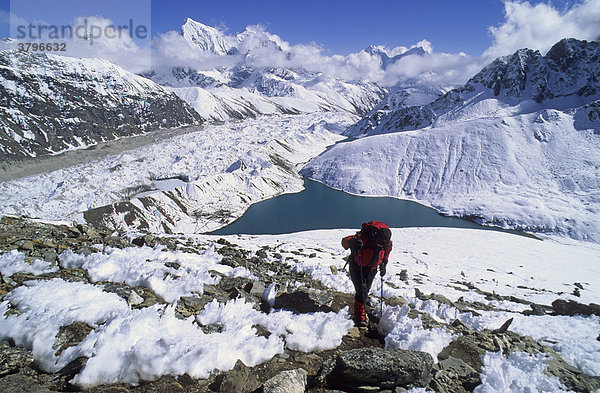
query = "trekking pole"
xmin=358 ymin=249 xmax=364 ymax=296
xmin=380 ymin=273 xmax=384 ymax=318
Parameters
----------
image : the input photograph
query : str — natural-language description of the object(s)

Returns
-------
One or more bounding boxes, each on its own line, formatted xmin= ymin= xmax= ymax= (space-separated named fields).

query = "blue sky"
xmin=0 ymin=0 xmax=581 ymax=56
xmin=149 ymin=0 xmax=509 ymax=56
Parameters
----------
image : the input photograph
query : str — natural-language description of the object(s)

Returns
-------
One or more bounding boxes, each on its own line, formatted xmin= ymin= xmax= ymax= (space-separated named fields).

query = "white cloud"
xmin=483 ymin=0 xmax=600 ymax=60
xmin=150 ymin=30 xmax=239 ymax=71
xmin=6 ymin=1 xmax=598 ymax=92
xmin=61 ymin=16 xmax=152 ymax=73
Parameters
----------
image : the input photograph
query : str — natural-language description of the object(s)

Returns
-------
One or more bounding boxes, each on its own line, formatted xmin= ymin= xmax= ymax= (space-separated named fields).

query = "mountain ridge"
xmin=0 ymin=50 xmax=203 ymax=161
xmin=345 ymin=38 xmax=600 ymax=136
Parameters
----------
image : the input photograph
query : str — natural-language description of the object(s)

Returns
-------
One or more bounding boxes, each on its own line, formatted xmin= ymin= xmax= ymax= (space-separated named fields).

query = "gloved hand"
xmin=350 ymin=236 xmax=363 ymax=252
xmin=379 ymin=262 xmax=387 ymax=277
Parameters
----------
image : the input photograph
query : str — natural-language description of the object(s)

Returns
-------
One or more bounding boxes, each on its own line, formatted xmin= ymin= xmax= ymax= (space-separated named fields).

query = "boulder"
xmin=429 ymin=356 xmax=480 ymax=393
xmin=53 ymin=322 xmax=94 ymax=356
xmin=212 ymin=360 xmax=260 ymax=393
xmin=274 ymin=287 xmax=333 ymax=313
xmin=318 ymin=348 xmax=433 ymax=390
xmin=551 ymin=299 xmax=600 ymax=317
xmin=438 ymin=333 xmax=498 ymax=371
xmin=263 ymin=368 xmax=308 ymax=393
xmin=101 ymin=282 xmax=164 ymax=309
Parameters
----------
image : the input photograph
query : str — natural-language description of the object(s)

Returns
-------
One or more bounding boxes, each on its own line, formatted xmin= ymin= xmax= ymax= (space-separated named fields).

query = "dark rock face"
xmin=0 ymin=51 xmax=203 ymax=162
xmin=467 ymin=39 xmax=600 ymax=104
xmin=318 ymin=347 xmax=434 ymax=390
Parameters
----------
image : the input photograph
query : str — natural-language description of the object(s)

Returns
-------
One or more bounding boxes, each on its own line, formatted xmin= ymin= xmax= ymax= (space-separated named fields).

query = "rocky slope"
xmin=0 ymin=51 xmax=203 ymax=162
xmin=0 ymin=217 xmax=598 ymax=392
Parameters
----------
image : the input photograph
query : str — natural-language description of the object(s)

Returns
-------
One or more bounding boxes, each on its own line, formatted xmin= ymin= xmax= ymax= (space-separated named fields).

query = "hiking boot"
xmin=354 ymin=317 xmax=367 ymax=328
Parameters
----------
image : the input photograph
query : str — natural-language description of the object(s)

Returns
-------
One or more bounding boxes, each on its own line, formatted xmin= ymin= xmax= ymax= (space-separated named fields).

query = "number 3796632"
xmin=18 ymin=42 xmax=67 ymax=52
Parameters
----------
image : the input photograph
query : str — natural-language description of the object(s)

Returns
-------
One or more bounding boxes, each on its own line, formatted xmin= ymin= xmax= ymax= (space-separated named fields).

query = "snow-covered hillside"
xmin=304 ymin=39 xmax=600 ymax=242
xmin=0 ymin=51 xmax=202 ymax=161
xmin=144 ymin=19 xmax=387 ymax=120
xmin=344 ymin=84 xmax=444 ymax=137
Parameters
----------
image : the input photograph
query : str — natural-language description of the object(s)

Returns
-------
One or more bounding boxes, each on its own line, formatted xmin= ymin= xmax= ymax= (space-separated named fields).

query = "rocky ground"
xmin=0 ymin=216 xmax=598 ymax=393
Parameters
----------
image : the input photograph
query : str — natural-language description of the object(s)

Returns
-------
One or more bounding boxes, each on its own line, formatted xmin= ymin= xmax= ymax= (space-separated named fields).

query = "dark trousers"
xmin=349 ymin=262 xmax=377 ymax=304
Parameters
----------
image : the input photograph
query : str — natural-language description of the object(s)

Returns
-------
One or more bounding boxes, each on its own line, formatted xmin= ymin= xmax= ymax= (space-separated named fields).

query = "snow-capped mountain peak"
xmin=363 ymin=42 xmax=429 ymax=70
xmin=145 ymin=20 xmax=387 ymax=121
xmin=181 ymin=18 xmax=237 ymax=55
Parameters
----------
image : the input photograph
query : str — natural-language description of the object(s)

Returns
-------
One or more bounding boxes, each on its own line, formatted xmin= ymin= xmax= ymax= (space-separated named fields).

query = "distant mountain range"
xmin=0 ymin=18 xmax=405 ymax=160
xmin=143 ymin=18 xmax=387 ymax=122
xmin=345 ymin=38 xmax=600 ymax=136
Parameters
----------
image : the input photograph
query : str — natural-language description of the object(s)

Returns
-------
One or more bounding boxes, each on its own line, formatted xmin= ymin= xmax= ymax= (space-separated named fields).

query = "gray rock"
xmin=127 ymin=291 xmax=145 ymax=307
xmin=101 ymin=282 xmax=164 ymax=309
xmin=175 ymin=296 xmax=208 ymax=318
xmin=263 ymin=368 xmax=308 ymax=393
xmin=552 ymin=299 xmax=600 ymax=317
xmin=17 ymin=240 xmax=34 ymax=251
xmin=212 ymin=360 xmax=260 ymax=393
xmin=318 ymin=348 xmax=433 ymax=390
xmin=429 ymin=356 xmax=480 ymax=393
xmin=52 ymin=321 xmax=94 ymax=356
xmin=438 ymin=334 xmax=497 ymax=371
xmin=0 ymin=342 xmax=35 ymax=376
xmin=524 ymin=303 xmax=549 ymax=316
xmin=274 ymin=287 xmax=333 ymax=313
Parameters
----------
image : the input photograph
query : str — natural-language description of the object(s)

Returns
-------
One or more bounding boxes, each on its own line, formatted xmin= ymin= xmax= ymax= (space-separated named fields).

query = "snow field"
xmin=474 ymin=351 xmax=575 ymax=393
xmin=303 ymin=109 xmax=600 ymax=242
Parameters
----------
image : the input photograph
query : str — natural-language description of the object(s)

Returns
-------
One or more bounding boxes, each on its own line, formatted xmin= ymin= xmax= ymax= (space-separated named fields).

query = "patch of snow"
xmin=474 ymin=351 xmax=573 ymax=392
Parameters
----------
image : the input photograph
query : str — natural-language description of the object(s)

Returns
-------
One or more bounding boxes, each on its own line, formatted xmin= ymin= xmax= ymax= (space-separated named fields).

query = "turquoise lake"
xmin=211 ymin=178 xmax=506 ymax=235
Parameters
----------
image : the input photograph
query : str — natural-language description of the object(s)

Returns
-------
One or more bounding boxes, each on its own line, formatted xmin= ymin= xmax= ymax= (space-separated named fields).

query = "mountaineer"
xmin=342 ymin=221 xmax=392 ymax=327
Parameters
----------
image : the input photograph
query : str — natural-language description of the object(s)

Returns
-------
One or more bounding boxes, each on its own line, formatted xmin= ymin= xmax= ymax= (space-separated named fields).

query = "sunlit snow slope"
xmin=304 ymin=39 xmax=600 ymax=242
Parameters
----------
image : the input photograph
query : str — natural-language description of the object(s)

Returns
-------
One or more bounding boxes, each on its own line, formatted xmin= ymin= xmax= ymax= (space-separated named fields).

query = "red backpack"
xmin=360 ymin=221 xmax=392 ymax=248
xmin=361 ymin=221 xmax=389 ymax=234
